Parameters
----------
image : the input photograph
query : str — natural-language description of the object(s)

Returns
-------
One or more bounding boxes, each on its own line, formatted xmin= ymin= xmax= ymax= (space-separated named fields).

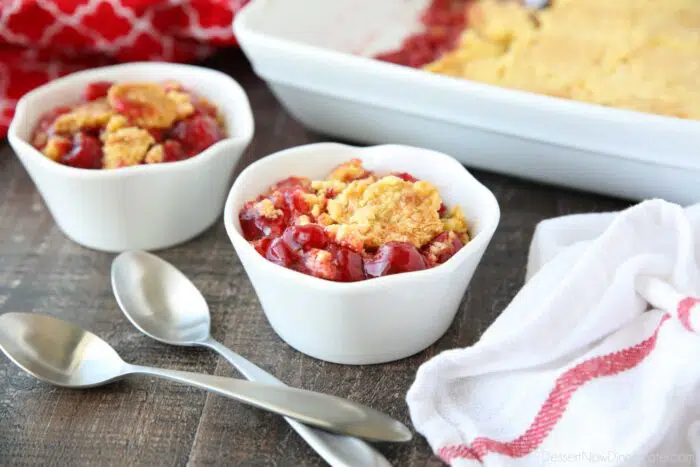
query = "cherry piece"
xmin=438 ymin=203 xmax=447 ymax=216
xmin=191 ymin=95 xmax=218 ymax=117
xmin=301 ymin=249 xmax=339 ymax=281
xmin=257 ymin=213 xmax=287 ymax=239
xmin=329 ymin=244 xmax=365 ymax=282
xmin=239 ymin=203 xmax=262 ymax=240
xmin=61 ymin=133 xmax=102 ymax=169
xmin=32 ymin=105 xmax=72 ymax=147
xmin=162 ymin=140 xmax=185 ymax=163
xmin=170 ymin=115 xmax=223 ymax=156
xmin=283 ymin=188 xmax=312 ymax=218
xmin=374 ymin=0 xmax=467 ymax=67
xmin=271 ymin=176 xmax=312 ymax=194
xmin=266 ymin=238 xmax=296 ymax=267
xmin=282 ymin=225 xmax=327 ymax=252
xmin=238 ymin=200 xmax=287 ymax=241
xmin=83 ymin=81 xmax=113 ymax=101
xmin=392 ymin=172 xmax=418 ymax=182
xmin=251 ymin=238 xmax=272 ymax=256
xmin=374 ymin=50 xmax=406 ymax=64
xmin=364 ymin=242 xmax=427 ymax=277
xmin=148 ymin=128 xmax=166 ymax=142
xmin=423 ymin=231 xmax=464 ymax=265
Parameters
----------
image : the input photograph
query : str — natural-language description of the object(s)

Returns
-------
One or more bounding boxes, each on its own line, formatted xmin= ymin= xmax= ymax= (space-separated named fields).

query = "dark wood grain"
xmin=0 ymin=49 xmax=631 ymax=466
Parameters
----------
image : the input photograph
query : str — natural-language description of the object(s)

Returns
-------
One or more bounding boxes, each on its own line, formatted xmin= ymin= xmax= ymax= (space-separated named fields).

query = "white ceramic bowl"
xmin=223 ymin=143 xmax=500 ymax=365
xmin=8 ymin=62 xmax=254 ymax=252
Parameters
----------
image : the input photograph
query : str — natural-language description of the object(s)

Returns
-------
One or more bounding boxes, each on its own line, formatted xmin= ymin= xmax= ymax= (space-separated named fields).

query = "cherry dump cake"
xmin=239 ymin=159 xmax=470 ymax=282
xmin=30 ymin=80 xmax=226 ymax=169
xmin=376 ymin=0 xmax=700 ymax=121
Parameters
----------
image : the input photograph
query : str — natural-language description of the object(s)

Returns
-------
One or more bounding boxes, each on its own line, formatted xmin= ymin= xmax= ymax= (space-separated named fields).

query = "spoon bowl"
xmin=0 ymin=312 xmax=126 ymax=387
xmin=111 ymin=250 xmax=210 ymax=345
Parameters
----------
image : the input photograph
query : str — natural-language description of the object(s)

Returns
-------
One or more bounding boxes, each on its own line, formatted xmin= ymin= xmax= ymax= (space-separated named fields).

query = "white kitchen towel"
xmin=407 ymin=199 xmax=700 ymax=467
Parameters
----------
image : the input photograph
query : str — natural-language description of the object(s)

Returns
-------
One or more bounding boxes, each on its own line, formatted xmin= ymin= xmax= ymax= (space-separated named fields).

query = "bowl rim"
xmin=223 ymin=141 xmax=501 ymax=293
xmin=7 ymin=61 xmax=255 ymax=180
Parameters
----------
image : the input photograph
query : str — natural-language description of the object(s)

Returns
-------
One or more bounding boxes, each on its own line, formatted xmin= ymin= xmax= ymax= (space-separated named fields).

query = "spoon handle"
xmin=204 ymin=338 xmax=394 ymax=467
xmin=124 ymin=363 xmax=410 ymax=444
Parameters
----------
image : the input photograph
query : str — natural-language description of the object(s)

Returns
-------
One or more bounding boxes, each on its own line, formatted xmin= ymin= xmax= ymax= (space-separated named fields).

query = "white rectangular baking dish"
xmin=233 ymin=0 xmax=700 ymax=205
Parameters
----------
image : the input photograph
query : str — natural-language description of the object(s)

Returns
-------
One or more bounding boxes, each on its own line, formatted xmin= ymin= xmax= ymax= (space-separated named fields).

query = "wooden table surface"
xmin=0 ymin=50 xmax=631 ymax=466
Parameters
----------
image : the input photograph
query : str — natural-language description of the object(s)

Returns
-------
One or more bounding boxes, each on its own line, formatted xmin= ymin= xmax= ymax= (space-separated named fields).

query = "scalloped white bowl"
xmin=8 ymin=62 xmax=254 ymax=252
xmin=223 ymin=142 xmax=500 ymax=364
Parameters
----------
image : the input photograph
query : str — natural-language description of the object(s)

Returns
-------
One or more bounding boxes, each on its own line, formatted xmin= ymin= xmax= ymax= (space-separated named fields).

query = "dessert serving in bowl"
xmin=8 ymin=62 xmax=254 ymax=252
xmin=224 ymin=142 xmax=500 ymax=364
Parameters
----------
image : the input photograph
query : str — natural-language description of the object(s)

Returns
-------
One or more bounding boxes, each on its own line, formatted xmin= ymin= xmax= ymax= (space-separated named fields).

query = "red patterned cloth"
xmin=0 ymin=0 xmax=249 ymax=138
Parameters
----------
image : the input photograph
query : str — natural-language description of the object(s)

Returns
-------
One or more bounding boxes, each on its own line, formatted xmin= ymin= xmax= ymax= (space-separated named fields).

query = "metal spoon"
xmin=111 ymin=251 xmax=401 ymax=467
xmin=0 ymin=311 xmax=411 ymax=444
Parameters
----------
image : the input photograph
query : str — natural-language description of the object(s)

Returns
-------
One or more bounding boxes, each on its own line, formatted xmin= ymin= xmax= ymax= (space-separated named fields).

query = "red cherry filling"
xmin=32 ymin=105 xmax=72 ymax=148
xmin=329 ymin=244 xmax=365 ymax=282
xmin=374 ymin=0 xmax=467 ymax=68
xmin=299 ymin=246 xmax=366 ymax=282
xmin=271 ymin=176 xmax=312 ymax=194
xmin=83 ymin=81 xmax=113 ymax=101
xmin=392 ymin=172 xmax=418 ymax=182
xmin=247 ymin=221 xmax=367 ymax=282
xmin=191 ymin=95 xmax=219 ymax=117
xmin=239 ymin=201 xmax=287 ymax=241
xmin=251 ymin=238 xmax=272 ymax=256
xmin=438 ymin=203 xmax=447 ymax=216
xmin=364 ymin=242 xmax=427 ymax=277
xmin=282 ymin=225 xmax=327 ymax=252
xmin=239 ymin=209 xmax=261 ymax=240
xmin=283 ymin=188 xmax=311 ymax=217
xmin=162 ymin=140 xmax=185 ymax=162
xmin=302 ymin=249 xmax=338 ymax=280
xmin=170 ymin=115 xmax=223 ymax=156
xmin=422 ymin=231 xmax=464 ymax=265
xmin=266 ymin=238 xmax=296 ymax=267
xmin=60 ymin=133 xmax=102 ymax=169
xmin=148 ymin=128 xmax=166 ymax=142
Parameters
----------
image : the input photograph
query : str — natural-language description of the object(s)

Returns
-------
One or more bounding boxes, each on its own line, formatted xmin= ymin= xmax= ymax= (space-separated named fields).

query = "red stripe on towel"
xmin=677 ymin=297 xmax=699 ymax=332
xmin=439 ymin=314 xmax=671 ymax=464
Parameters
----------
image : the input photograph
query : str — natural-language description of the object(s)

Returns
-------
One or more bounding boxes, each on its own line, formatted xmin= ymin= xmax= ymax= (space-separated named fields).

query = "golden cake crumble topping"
xmin=239 ymin=159 xmax=471 ymax=282
xmin=53 ymin=99 xmax=114 ymax=134
xmin=327 ymin=158 xmax=371 ymax=182
xmin=107 ymin=82 xmax=179 ymax=129
xmin=42 ymin=136 xmax=71 ymax=162
xmin=144 ymin=144 xmax=165 ymax=164
xmin=255 ymin=199 xmax=283 ymax=219
xmin=102 ymin=127 xmax=155 ymax=169
xmin=326 ymin=175 xmax=445 ymax=250
xmin=104 ymin=114 xmax=129 ymax=134
xmin=166 ymin=90 xmax=196 ymax=120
